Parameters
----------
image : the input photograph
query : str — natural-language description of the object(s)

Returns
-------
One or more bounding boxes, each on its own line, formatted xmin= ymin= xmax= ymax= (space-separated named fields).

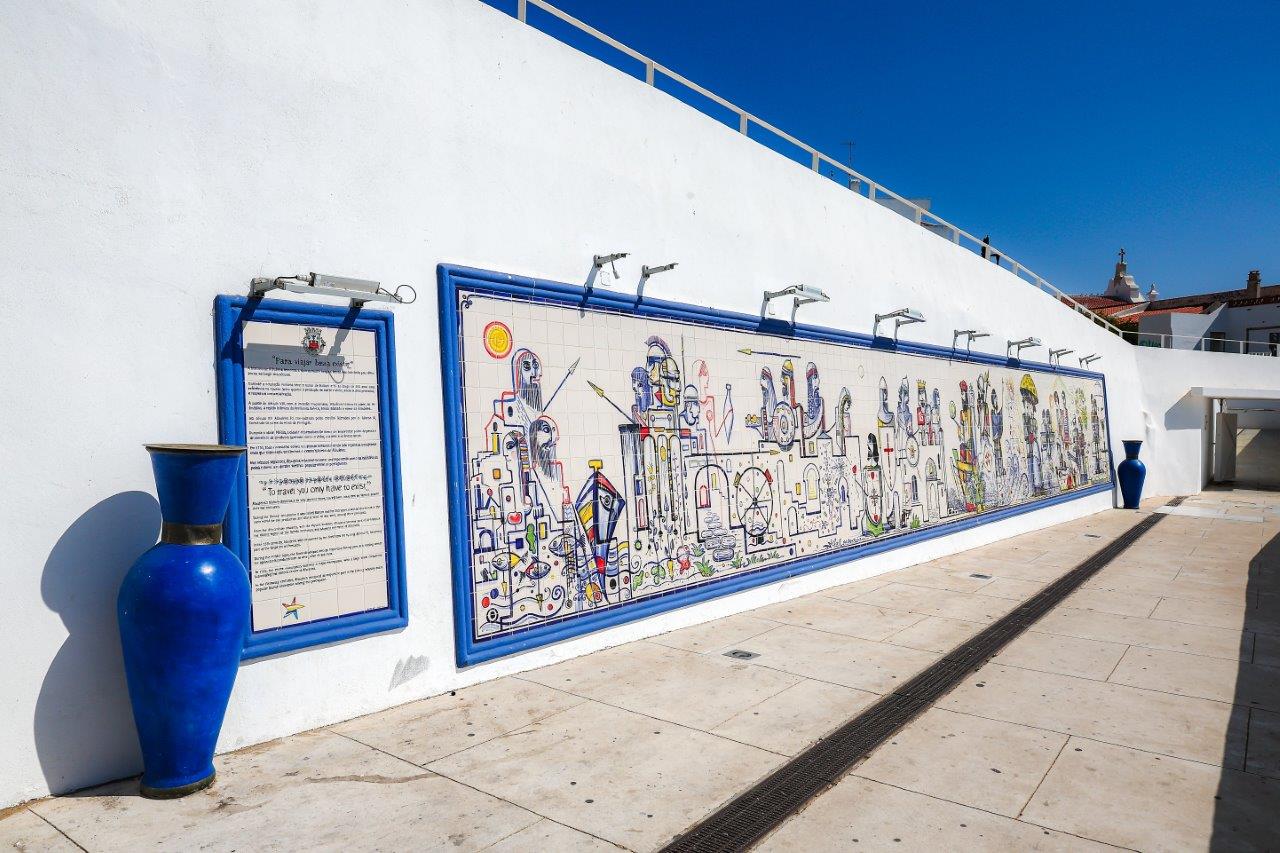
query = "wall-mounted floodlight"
xmin=637 ymin=262 xmax=678 ymax=299
xmin=952 ymin=329 xmax=991 ymax=351
xmin=593 ymin=252 xmax=629 ymax=271
xmin=1079 ymin=354 xmax=1102 ymax=367
xmin=873 ymin=307 xmax=926 ymax=341
xmin=250 ymin=273 xmax=417 ymax=307
xmin=1006 ymin=336 xmax=1042 ymax=359
xmin=1049 ymin=347 xmax=1074 ymax=366
xmin=762 ymin=284 xmax=831 ymax=324
xmin=587 ymin=251 xmax=629 ymax=292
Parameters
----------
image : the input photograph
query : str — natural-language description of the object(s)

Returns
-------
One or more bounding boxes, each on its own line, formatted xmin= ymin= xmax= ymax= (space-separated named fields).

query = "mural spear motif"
xmin=542 ymin=357 xmax=580 ymax=413
xmin=586 ymin=380 xmax=638 ymax=425
xmin=738 ymin=347 xmax=800 ymax=359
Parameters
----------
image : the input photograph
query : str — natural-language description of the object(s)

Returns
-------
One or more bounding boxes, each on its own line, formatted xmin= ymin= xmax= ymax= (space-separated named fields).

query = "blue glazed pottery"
xmin=118 ymin=444 xmax=248 ymax=798
xmin=1117 ymin=439 xmax=1147 ymax=510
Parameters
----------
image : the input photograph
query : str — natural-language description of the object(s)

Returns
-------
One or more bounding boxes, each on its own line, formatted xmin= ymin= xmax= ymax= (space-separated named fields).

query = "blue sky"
xmin=487 ymin=1 xmax=1279 ymax=298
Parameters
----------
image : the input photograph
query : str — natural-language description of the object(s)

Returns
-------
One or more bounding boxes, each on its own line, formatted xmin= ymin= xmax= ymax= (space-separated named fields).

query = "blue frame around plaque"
xmin=439 ymin=264 xmax=1116 ymax=667
xmin=214 ymin=295 xmax=408 ymax=660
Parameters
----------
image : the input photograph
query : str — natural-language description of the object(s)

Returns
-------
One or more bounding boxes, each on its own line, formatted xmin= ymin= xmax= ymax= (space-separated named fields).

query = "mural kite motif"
xmin=454 ymin=290 xmax=1111 ymax=647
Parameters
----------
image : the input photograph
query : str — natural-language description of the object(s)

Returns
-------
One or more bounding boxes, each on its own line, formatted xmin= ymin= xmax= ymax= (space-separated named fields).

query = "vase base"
xmin=140 ymin=771 xmax=215 ymax=800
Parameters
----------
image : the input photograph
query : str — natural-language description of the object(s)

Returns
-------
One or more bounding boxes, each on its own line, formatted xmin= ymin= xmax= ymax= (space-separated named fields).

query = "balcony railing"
xmin=1128 ymin=330 xmax=1280 ymax=355
xmin=491 ymin=0 xmax=1123 ymax=338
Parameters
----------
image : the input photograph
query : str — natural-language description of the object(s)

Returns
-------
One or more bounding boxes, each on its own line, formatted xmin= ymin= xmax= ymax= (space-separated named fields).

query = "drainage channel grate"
xmin=661 ymin=498 xmax=1184 ymax=853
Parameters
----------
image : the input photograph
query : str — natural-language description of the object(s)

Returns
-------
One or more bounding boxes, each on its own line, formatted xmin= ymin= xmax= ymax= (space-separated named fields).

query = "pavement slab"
xmin=330 ymin=676 xmax=586 ymax=766
xmin=755 ymin=776 xmax=1109 ymax=852
xmin=1023 ymin=737 xmax=1280 ymax=852
xmin=854 ymin=707 xmax=1068 ymax=817
xmin=711 ymin=678 xmax=879 ymax=757
xmin=711 ymin=623 xmax=941 ymax=694
xmin=29 ymin=729 xmax=542 ymax=852
xmin=517 ymin=640 xmax=802 ymax=731
xmin=427 ymin=700 xmax=782 ymax=851
xmin=992 ymin=630 xmax=1129 ymax=681
xmin=0 ymin=809 xmax=78 ymax=852
xmin=939 ymin=663 xmax=1248 ymax=768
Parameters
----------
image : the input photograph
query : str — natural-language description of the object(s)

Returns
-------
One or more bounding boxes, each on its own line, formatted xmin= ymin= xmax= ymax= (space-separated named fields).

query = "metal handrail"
xmin=507 ymin=0 xmax=1123 ymax=337
xmin=1126 ymin=330 xmax=1279 ymax=355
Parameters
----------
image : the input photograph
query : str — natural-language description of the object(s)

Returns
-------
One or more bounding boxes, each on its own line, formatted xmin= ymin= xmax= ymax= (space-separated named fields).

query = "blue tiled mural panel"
xmin=439 ymin=267 xmax=1113 ymax=665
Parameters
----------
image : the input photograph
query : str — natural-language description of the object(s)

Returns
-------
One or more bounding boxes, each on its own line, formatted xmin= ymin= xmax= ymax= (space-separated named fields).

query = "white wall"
xmin=0 ymin=0 xmax=1270 ymax=807
xmin=1231 ymin=405 xmax=1280 ymax=431
xmin=1132 ymin=348 xmax=1280 ymax=496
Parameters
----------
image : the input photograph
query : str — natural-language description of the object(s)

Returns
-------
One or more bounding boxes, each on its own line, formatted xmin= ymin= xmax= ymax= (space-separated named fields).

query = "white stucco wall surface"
xmin=1 ymin=0 xmax=1268 ymax=807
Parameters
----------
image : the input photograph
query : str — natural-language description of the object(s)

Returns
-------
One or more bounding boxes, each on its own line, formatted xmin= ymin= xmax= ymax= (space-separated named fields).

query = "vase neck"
xmin=147 ymin=447 xmax=244 ymax=526
xmin=160 ymin=522 xmax=224 ymax=545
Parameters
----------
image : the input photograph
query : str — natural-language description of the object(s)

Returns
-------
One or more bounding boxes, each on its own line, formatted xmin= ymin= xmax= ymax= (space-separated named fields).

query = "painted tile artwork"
xmin=454 ymin=289 xmax=1111 ymax=648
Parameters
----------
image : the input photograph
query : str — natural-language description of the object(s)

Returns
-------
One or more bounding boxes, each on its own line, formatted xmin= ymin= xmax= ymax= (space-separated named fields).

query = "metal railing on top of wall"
xmin=499 ymin=0 xmax=1124 ymax=339
xmin=1127 ymin=330 xmax=1280 ymax=355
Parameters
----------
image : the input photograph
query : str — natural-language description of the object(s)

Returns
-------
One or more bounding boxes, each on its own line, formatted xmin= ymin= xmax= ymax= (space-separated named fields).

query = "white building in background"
xmin=1074 ymin=256 xmax=1280 ymax=354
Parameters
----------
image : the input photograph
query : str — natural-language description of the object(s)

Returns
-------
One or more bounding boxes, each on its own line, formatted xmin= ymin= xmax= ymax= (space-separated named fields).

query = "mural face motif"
xmin=457 ymin=294 xmax=1111 ymax=645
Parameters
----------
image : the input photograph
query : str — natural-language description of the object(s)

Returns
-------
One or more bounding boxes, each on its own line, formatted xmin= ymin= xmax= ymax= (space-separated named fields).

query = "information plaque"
xmin=215 ymin=295 xmax=407 ymax=658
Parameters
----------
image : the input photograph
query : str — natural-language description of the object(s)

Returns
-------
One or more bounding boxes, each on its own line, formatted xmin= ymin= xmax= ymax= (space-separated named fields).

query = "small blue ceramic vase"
xmin=118 ymin=444 xmax=249 ymax=798
xmin=1117 ymin=439 xmax=1146 ymax=510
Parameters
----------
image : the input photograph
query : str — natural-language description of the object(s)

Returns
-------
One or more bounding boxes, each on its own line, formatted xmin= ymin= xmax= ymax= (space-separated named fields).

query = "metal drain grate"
xmin=723 ymin=649 xmax=761 ymax=660
xmin=661 ymin=498 xmax=1184 ymax=853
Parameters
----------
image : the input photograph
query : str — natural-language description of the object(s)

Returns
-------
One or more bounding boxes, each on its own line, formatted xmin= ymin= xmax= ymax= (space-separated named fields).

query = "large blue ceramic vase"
xmin=118 ymin=444 xmax=249 ymax=798
xmin=1117 ymin=439 xmax=1147 ymax=510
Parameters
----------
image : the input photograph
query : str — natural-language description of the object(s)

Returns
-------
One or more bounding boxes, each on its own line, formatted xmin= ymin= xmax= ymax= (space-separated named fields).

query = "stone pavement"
xmin=5 ymin=490 xmax=1280 ymax=851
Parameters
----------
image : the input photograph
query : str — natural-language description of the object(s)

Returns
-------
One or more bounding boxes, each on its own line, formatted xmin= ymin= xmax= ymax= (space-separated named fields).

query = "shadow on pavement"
xmin=1211 ymin=518 xmax=1280 ymax=850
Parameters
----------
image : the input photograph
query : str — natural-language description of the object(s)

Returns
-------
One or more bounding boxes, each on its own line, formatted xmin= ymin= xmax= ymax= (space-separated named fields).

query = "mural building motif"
xmin=456 ymin=293 xmax=1111 ymax=645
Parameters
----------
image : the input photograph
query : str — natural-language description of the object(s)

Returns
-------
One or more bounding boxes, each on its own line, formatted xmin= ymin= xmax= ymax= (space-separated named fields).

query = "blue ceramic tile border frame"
xmin=439 ymin=264 xmax=1117 ymax=667
xmin=214 ymin=295 xmax=409 ymax=660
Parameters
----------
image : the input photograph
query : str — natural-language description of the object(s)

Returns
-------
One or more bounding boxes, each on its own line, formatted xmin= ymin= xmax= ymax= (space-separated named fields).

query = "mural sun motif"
xmin=483 ymin=321 xmax=513 ymax=359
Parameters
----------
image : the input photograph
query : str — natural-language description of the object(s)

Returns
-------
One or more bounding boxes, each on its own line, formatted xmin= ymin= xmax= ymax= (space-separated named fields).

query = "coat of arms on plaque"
xmin=301 ymin=326 xmax=326 ymax=354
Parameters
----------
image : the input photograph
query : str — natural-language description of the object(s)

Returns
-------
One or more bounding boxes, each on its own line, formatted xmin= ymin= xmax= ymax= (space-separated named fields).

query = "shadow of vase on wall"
xmin=1117 ymin=440 xmax=1147 ymax=509
xmin=117 ymin=444 xmax=249 ymax=798
xmin=35 ymin=490 xmax=161 ymax=796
